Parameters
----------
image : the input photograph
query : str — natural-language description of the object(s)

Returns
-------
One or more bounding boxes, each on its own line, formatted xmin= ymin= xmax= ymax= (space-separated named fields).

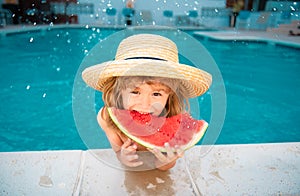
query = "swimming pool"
xmin=0 ymin=27 xmax=299 ymax=151
xmin=195 ymin=37 xmax=300 ymax=144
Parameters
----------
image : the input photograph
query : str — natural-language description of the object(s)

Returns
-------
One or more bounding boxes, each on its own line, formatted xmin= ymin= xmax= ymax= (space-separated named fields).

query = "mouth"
xmin=131 ymin=110 xmax=153 ymax=115
xmin=130 ymin=110 xmax=153 ymax=123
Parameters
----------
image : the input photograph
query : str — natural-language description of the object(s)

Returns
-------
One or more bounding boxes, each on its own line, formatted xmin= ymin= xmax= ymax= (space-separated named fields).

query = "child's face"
xmin=121 ymin=82 xmax=170 ymax=116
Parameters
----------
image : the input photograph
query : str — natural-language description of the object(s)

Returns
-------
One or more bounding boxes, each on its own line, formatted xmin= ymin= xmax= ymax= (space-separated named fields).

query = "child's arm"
xmin=117 ymin=138 xmax=143 ymax=167
xmin=97 ymin=107 xmax=143 ymax=167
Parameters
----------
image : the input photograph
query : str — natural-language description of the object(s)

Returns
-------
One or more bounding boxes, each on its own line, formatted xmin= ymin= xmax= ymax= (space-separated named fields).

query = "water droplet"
xmin=42 ymin=93 xmax=47 ymax=98
xmin=67 ymin=39 xmax=71 ymax=43
xmin=56 ymin=67 xmax=61 ymax=72
xmin=84 ymin=50 xmax=89 ymax=54
xmin=290 ymin=6 xmax=295 ymax=11
xmin=29 ymin=37 xmax=34 ymax=43
xmin=26 ymin=85 xmax=30 ymax=90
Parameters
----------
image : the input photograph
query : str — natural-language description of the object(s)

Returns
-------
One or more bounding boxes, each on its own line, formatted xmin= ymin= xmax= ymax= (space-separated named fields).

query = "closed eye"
xmin=153 ymin=92 xmax=162 ymax=96
xmin=130 ymin=90 xmax=140 ymax=95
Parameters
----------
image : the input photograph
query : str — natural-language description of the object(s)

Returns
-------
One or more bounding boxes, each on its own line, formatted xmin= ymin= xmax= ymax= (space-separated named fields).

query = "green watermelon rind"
xmin=107 ymin=107 xmax=208 ymax=152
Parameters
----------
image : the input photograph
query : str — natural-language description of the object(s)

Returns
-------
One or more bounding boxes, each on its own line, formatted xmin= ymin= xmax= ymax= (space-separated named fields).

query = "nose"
xmin=139 ymin=94 xmax=151 ymax=108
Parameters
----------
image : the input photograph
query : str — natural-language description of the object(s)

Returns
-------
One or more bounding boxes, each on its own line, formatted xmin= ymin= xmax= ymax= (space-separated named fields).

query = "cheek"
xmin=121 ymin=91 xmax=133 ymax=109
xmin=121 ymin=91 xmax=128 ymax=109
xmin=161 ymin=95 xmax=170 ymax=106
xmin=152 ymin=102 xmax=165 ymax=111
xmin=152 ymin=96 xmax=169 ymax=112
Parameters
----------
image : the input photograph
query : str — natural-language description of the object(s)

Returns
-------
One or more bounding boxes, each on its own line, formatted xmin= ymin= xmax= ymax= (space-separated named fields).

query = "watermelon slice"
xmin=107 ymin=107 xmax=208 ymax=152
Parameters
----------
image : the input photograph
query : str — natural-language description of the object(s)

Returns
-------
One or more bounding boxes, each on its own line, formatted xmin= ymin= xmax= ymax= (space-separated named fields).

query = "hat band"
xmin=124 ymin=57 xmax=167 ymax=61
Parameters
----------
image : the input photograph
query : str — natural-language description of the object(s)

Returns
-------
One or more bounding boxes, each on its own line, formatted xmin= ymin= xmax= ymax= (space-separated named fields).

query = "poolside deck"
xmin=193 ymin=29 xmax=300 ymax=48
xmin=1 ymin=143 xmax=299 ymax=195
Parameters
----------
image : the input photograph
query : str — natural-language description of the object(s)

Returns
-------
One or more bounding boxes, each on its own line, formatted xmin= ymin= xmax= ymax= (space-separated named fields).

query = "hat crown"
xmin=82 ymin=33 xmax=212 ymax=98
xmin=115 ymin=34 xmax=179 ymax=62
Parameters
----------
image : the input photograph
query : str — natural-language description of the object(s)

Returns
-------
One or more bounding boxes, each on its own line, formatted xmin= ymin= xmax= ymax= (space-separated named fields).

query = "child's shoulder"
xmin=97 ymin=107 xmax=119 ymax=134
xmin=97 ymin=107 xmax=108 ymax=130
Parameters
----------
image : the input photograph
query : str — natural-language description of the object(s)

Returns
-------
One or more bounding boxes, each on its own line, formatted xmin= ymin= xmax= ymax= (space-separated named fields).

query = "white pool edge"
xmin=1 ymin=142 xmax=299 ymax=195
xmin=193 ymin=30 xmax=300 ymax=48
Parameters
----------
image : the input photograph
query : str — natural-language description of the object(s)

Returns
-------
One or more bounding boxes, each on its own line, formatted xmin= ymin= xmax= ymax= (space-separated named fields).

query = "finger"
xmin=121 ymin=140 xmax=137 ymax=155
xmin=148 ymin=148 xmax=167 ymax=162
xmin=127 ymin=143 xmax=138 ymax=152
xmin=164 ymin=143 xmax=175 ymax=159
xmin=123 ymin=153 xmax=143 ymax=167
xmin=122 ymin=138 xmax=132 ymax=149
xmin=175 ymin=146 xmax=184 ymax=158
xmin=125 ymin=154 xmax=139 ymax=162
xmin=129 ymin=160 xmax=143 ymax=167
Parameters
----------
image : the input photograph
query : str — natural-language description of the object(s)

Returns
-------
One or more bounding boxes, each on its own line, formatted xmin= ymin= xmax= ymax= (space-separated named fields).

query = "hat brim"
xmin=82 ymin=59 xmax=212 ymax=98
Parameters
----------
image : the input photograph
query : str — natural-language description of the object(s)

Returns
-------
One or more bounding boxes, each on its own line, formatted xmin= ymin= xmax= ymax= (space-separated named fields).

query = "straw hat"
xmin=82 ymin=34 xmax=212 ymax=98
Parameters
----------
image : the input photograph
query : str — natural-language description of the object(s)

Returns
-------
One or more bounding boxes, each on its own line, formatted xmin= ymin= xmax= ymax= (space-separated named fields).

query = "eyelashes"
xmin=130 ymin=90 xmax=140 ymax=95
xmin=130 ymin=91 xmax=162 ymax=97
xmin=153 ymin=92 xmax=162 ymax=96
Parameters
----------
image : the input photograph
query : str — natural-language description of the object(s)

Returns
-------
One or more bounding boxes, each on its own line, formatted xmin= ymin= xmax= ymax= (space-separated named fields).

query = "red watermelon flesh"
xmin=107 ymin=107 xmax=208 ymax=152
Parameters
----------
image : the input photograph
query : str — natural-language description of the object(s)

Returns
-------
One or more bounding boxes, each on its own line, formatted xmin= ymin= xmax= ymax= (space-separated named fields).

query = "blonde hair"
xmin=102 ymin=76 xmax=190 ymax=126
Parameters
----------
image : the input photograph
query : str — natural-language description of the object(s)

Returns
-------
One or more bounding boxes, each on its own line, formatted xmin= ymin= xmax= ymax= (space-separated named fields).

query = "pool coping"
xmin=0 ymin=24 xmax=212 ymax=36
xmin=1 ymin=142 xmax=299 ymax=195
xmin=2 ymin=25 xmax=300 ymax=49
xmin=193 ymin=30 xmax=300 ymax=49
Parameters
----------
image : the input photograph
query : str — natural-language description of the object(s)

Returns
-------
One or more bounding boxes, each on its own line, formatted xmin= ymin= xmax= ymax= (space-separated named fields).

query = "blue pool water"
xmin=197 ymin=38 xmax=300 ymax=144
xmin=0 ymin=28 xmax=299 ymax=151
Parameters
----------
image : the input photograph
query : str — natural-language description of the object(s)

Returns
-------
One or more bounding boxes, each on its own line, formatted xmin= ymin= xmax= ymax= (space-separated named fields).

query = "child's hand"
xmin=117 ymin=139 xmax=143 ymax=167
xmin=148 ymin=143 xmax=184 ymax=170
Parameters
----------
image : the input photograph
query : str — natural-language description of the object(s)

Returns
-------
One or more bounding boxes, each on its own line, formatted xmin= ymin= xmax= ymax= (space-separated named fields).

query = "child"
xmin=82 ymin=34 xmax=212 ymax=170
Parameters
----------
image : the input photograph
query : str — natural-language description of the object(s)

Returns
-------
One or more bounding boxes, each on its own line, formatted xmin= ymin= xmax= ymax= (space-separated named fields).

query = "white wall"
xmin=78 ymin=0 xmax=226 ymax=26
